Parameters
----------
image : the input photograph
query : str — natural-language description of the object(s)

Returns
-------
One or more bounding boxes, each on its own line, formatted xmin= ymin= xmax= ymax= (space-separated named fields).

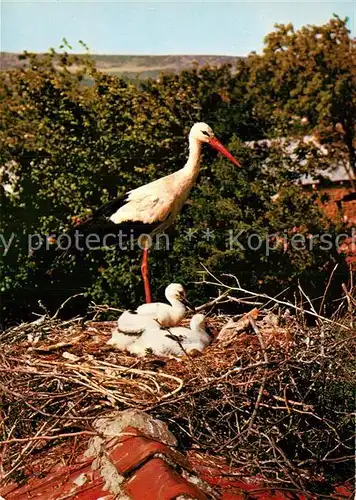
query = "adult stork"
xmin=65 ymin=123 xmax=241 ymax=303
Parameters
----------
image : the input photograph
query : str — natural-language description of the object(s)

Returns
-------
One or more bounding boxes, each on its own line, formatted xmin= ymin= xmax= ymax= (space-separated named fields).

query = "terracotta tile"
xmin=221 ymin=492 xmax=245 ymax=500
xmin=252 ymin=491 xmax=297 ymax=500
xmin=107 ymin=426 xmax=189 ymax=475
xmin=5 ymin=462 xmax=94 ymax=499
xmin=332 ymin=484 xmax=354 ymax=498
xmin=0 ymin=482 xmax=19 ymax=496
xmin=65 ymin=476 xmax=114 ymax=500
xmin=125 ymin=457 xmax=208 ymax=500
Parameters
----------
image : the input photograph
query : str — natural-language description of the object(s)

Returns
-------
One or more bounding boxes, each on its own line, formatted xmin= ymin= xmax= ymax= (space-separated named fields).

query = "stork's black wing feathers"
xmin=93 ymin=194 xmax=129 ymax=218
xmin=165 ymin=333 xmax=185 ymax=343
xmin=53 ymin=193 xmax=165 ymax=262
xmin=76 ymin=194 xmax=163 ymax=235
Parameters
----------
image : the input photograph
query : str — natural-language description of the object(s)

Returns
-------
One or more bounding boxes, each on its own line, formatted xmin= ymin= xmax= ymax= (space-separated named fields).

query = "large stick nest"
xmin=0 ymin=286 xmax=355 ymax=495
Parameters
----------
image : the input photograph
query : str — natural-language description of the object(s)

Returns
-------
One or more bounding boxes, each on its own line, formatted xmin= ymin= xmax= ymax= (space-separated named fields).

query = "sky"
xmin=1 ymin=0 xmax=355 ymax=56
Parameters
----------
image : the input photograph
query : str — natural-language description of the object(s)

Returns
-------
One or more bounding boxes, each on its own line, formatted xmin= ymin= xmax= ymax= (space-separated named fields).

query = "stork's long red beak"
xmin=209 ymin=137 xmax=241 ymax=167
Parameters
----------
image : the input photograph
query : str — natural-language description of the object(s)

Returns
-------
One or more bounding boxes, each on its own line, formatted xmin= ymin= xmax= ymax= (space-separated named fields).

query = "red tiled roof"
xmin=107 ymin=425 xmax=189 ymax=474
xmin=1 ymin=410 xmax=353 ymax=500
xmin=126 ymin=457 xmax=208 ymax=500
xmin=1 ymin=459 xmax=111 ymax=500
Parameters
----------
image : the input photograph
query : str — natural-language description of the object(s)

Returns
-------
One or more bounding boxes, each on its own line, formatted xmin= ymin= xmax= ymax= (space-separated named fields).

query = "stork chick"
xmin=107 ymin=283 xmax=192 ymax=350
xmin=128 ymin=314 xmax=212 ymax=357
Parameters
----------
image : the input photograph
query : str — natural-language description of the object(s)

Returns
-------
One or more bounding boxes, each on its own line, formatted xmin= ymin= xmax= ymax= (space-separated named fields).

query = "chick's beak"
xmin=181 ymin=294 xmax=195 ymax=312
xmin=205 ymin=324 xmax=214 ymax=338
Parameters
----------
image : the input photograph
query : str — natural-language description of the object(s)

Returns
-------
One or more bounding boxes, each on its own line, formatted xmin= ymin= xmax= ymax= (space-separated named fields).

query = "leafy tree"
xmin=245 ymin=16 xmax=356 ymax=181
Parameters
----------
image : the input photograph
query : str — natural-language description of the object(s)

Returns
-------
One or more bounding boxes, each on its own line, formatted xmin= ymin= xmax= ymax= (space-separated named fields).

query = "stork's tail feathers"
xmin=37 ymin=194 xmax=163 ymax=266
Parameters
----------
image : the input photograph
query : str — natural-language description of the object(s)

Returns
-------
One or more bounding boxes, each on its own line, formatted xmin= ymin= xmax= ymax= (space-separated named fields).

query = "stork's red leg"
xmin=141 ymin=247 xmax=152 ymax=303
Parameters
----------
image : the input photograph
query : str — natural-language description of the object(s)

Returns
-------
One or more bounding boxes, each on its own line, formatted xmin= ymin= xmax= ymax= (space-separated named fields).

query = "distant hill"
xmin=0 ymin=53 xmax=241 ymax=79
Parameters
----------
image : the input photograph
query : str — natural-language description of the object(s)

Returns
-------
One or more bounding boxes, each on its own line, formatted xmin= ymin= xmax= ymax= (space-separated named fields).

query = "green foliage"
xmin=246 ymin=16 xmax=356 ymax=176
xmin=0 ymin=17 xmax=353 ymax=327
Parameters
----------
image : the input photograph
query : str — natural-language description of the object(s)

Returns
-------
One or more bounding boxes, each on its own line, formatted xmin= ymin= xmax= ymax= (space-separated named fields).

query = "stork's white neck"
xmin=184 ymin=136 xmax=202 ymax=175
xmin=163 ymin=297 xmax=187 ymax=326
xmin=166 ymin=296 xmax=186 ymax=310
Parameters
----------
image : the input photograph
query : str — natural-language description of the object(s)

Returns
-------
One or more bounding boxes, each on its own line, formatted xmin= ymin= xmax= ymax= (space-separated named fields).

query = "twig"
xmin=247 ymin=317 xmax=269 ymax=433
xmin=319 ymin=264 xmax=338 ymax=315
xmin=198 ymin=272 xmax=350 ymax=330
xmin=28 ymin=333 xmax=86 ymax=353
xmin=195 ymin=290 xmax=231 ymax=312
xmin=342 ymin=283 xmax=354 ymax=329
xmin=298 ymin=283 xmax=325 ymax=355
xmin=52 ymin=293 xmax=85 ymax=320
xmin=0 ymin=431 xmax=96 ymax=445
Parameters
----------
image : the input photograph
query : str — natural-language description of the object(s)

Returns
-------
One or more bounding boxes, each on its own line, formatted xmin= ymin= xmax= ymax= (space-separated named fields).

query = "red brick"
xmin=313 ymin=187 xmax=356 ymax=270
xmin=108 ymin=426 xmax=189 ymax=475
xmin=317 ymin=187 xmax=356 ymax=225
xmin=125 ymin=457 xmax=208 ymax=500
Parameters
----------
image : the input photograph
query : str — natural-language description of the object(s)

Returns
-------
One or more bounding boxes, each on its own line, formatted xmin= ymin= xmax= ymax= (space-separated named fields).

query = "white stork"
xmin=66 ymin=123 xmax=240 ymax=302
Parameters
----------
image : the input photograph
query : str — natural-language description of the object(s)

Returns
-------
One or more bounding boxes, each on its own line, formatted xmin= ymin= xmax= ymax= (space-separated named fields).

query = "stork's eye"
xmin=201 ymin=130 xmax=210 ymax=137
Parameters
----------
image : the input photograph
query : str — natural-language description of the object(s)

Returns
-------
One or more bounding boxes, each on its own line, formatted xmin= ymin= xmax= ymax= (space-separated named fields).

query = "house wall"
xmin=311 ymin=184 xmax=356 ymax=268
xmin=318 ymin=185 xmax=356 ymax=224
